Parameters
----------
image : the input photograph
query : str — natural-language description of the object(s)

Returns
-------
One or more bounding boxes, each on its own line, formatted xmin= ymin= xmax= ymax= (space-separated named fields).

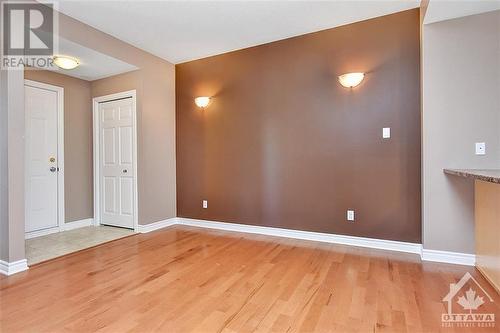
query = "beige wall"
xmin=91 ymin=70 xmax=141 ymax=97
xmin=23 ymin=65 xmax=175 ymax=227
xmin=58 ymin=12 xmax=177 ymax=225
xmin=0 ymin=70 xmax=7 ymax=261
xmin=24 ymin=70 xmax=93 ymax=223
xmin=24 ymin=65 xmax=176 ymax=226
xmin=0 ymin=69 xmax=26 ymax=262
xmin=2 ymin=8 xmax=176 ymax=263
xmin=422 ymin=10 xmax=500 ymax=253
xmin=91 ymin=69 xmax=176 ymax=225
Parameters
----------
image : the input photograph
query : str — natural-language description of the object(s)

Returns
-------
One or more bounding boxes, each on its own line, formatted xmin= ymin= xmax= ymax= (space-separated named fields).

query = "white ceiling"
xmin=42 ymin=37 xmax=138 ymax=81
xmin=57 ymin=0 xmax=420 ymax=64
xmin=424 ymin=0 xmax=500 ymax=24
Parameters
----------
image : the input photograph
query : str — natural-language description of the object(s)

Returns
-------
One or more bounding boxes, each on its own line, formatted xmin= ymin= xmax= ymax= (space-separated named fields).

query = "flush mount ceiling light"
xmin=338 ymin=72 xmax=365 ymax=88
xmin=53 ymin=56 xmax=80 ymax=70
xmin=195 ymin=96 xmax=211 ymax=109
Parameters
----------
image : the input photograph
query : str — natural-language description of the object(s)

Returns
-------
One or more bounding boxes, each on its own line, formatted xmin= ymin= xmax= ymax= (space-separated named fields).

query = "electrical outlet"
xmin=475 ymin=142 xmax=486 ymax=155
xmin=382 ymin=127 xmax=391 ymax=139
xmin=347 ymin=210 xmax=355 ymax=222
xmin=202 ymin=200 xmax=208 ymax=209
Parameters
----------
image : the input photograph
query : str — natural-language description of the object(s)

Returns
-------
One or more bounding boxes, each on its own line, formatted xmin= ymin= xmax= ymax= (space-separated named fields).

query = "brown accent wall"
xmin=24 ymin=70 xmax=93 ymax=223
xmin=176 ymin=9 xmax=421 ymax=242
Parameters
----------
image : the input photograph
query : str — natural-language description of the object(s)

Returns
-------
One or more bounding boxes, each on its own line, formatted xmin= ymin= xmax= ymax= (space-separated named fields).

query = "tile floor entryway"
xmin=26 ymin=226 xmax=135 ymax=265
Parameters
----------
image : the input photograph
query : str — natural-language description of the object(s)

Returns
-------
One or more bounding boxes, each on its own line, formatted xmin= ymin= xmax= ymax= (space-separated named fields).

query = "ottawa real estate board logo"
xmin=1 ymin=1 xmax=58 ymax=70
xmin=442 ymin=272 xmax=495 ymax=328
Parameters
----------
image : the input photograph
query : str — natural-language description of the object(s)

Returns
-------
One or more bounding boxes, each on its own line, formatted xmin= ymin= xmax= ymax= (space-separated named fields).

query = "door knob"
xmin=122 ymin=169 xmax=128 ymax=173
xmin=50 ymin=167 xmax=57 ymax=172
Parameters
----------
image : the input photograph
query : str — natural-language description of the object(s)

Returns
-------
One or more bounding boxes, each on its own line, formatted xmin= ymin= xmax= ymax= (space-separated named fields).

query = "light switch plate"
xmin=202 ymin=200 xmax=208 ymax=209
xmin=383 ymin=127 xmax=391 ymax=139
xmin=475 ymin=142 xmax=486 ymax=155
xmin=347 ymin=210 xmax=355 ymax=222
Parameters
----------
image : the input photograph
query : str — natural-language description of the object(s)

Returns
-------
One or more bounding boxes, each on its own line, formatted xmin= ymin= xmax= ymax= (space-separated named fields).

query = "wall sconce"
xmin=338 ymin=72 xmax=365 ymax=88
xmin=195 ymin=96 xmax=211 ymax=109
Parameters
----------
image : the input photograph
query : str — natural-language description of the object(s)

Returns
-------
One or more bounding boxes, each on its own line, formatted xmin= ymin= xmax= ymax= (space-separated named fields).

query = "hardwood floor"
xmin=1 ymin=225 xmax=499 ymax=332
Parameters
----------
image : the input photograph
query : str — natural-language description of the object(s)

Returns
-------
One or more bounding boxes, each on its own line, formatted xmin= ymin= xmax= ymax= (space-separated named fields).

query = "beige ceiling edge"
xmin=424 ymin=0 xmax=500 ymax=25
xmin=57 ymin=11 xmax=174 ymax=68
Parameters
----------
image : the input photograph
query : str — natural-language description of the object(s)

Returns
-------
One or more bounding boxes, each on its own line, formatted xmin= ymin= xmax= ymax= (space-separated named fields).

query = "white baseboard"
xmin=62 ymin=218 xmax=94 ymax=231
xmin=0 ymin=259 xmax=29 ymax=276
xmin=25 ymin=226 xmax=60 ymax=239
xmin=177 ymin=218 xmax=476 ymax=266
xmin=178 ymin=218 xmax=423 ymax=255
xmin=138 ymin=218 xmax=178 ymax=233
xmin=20 ymin=216 xmax=476 ymax=273
xmin=421 ymin=249 xmax=475 ymax=266
xmin=25 ymin=218 xmax=94 ymax=239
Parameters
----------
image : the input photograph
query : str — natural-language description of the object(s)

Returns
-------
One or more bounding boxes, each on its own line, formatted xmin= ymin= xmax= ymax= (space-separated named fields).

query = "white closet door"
xmin=99 ymin=98 xmax=135 ymax=229
xmin=25 ymin=85 xmax=59 ymax=232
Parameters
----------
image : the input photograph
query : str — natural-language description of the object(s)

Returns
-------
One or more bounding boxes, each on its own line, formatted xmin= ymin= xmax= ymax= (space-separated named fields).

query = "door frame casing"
xmin=92 ymin=90 xmax=138 ymax=232
xmin=24 ymin=79 xmax=65 ymax=237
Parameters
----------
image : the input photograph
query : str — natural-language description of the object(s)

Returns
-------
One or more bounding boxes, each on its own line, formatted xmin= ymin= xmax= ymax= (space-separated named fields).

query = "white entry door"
xmin=99 ymin=98 xmax=135 ymax=229
xmin=24 ymin=81 xmax=63 ymax=233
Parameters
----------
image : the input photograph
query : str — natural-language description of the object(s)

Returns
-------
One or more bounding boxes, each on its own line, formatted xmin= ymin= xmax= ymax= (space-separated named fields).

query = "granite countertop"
xmin=443 ymin=169 xmax=500 ymax=184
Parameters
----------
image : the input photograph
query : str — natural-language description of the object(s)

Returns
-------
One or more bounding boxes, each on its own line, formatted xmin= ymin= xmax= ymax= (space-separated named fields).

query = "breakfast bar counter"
xmin=444 ymin=169 xmax=500 ymax=184
xmin=444 ymin=169 xmax=500 ymax=293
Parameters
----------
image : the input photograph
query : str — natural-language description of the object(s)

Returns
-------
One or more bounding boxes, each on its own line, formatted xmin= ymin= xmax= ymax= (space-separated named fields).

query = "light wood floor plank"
xmin=1 ymin=225 xmax=499 ymax=332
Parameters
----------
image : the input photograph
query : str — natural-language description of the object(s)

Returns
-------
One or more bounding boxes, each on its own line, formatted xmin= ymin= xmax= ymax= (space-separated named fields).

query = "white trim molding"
xmin=93 ymin=90 xmax=138 ymax=232
xmin=135 ymin=217 xmax=477 ymax=266
xmin=25 ymin=218 xmax=94 ymax=239
xmin=25 ymin=226 xmax=60 ymax=239
xmin=421 ymin=249 xmax=476 ymax=266
xmin=19 ymin=216 xmax=477 ymax=274
xmin=138 ymin=218 xmax=178 ymax=233
xmin=0 ymin=259 xmax=29 ymax=276
xmin=62 ymin=218 xmax=94 ymax=231
xmin=177 ymin=218 xmax=423 ymax=254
